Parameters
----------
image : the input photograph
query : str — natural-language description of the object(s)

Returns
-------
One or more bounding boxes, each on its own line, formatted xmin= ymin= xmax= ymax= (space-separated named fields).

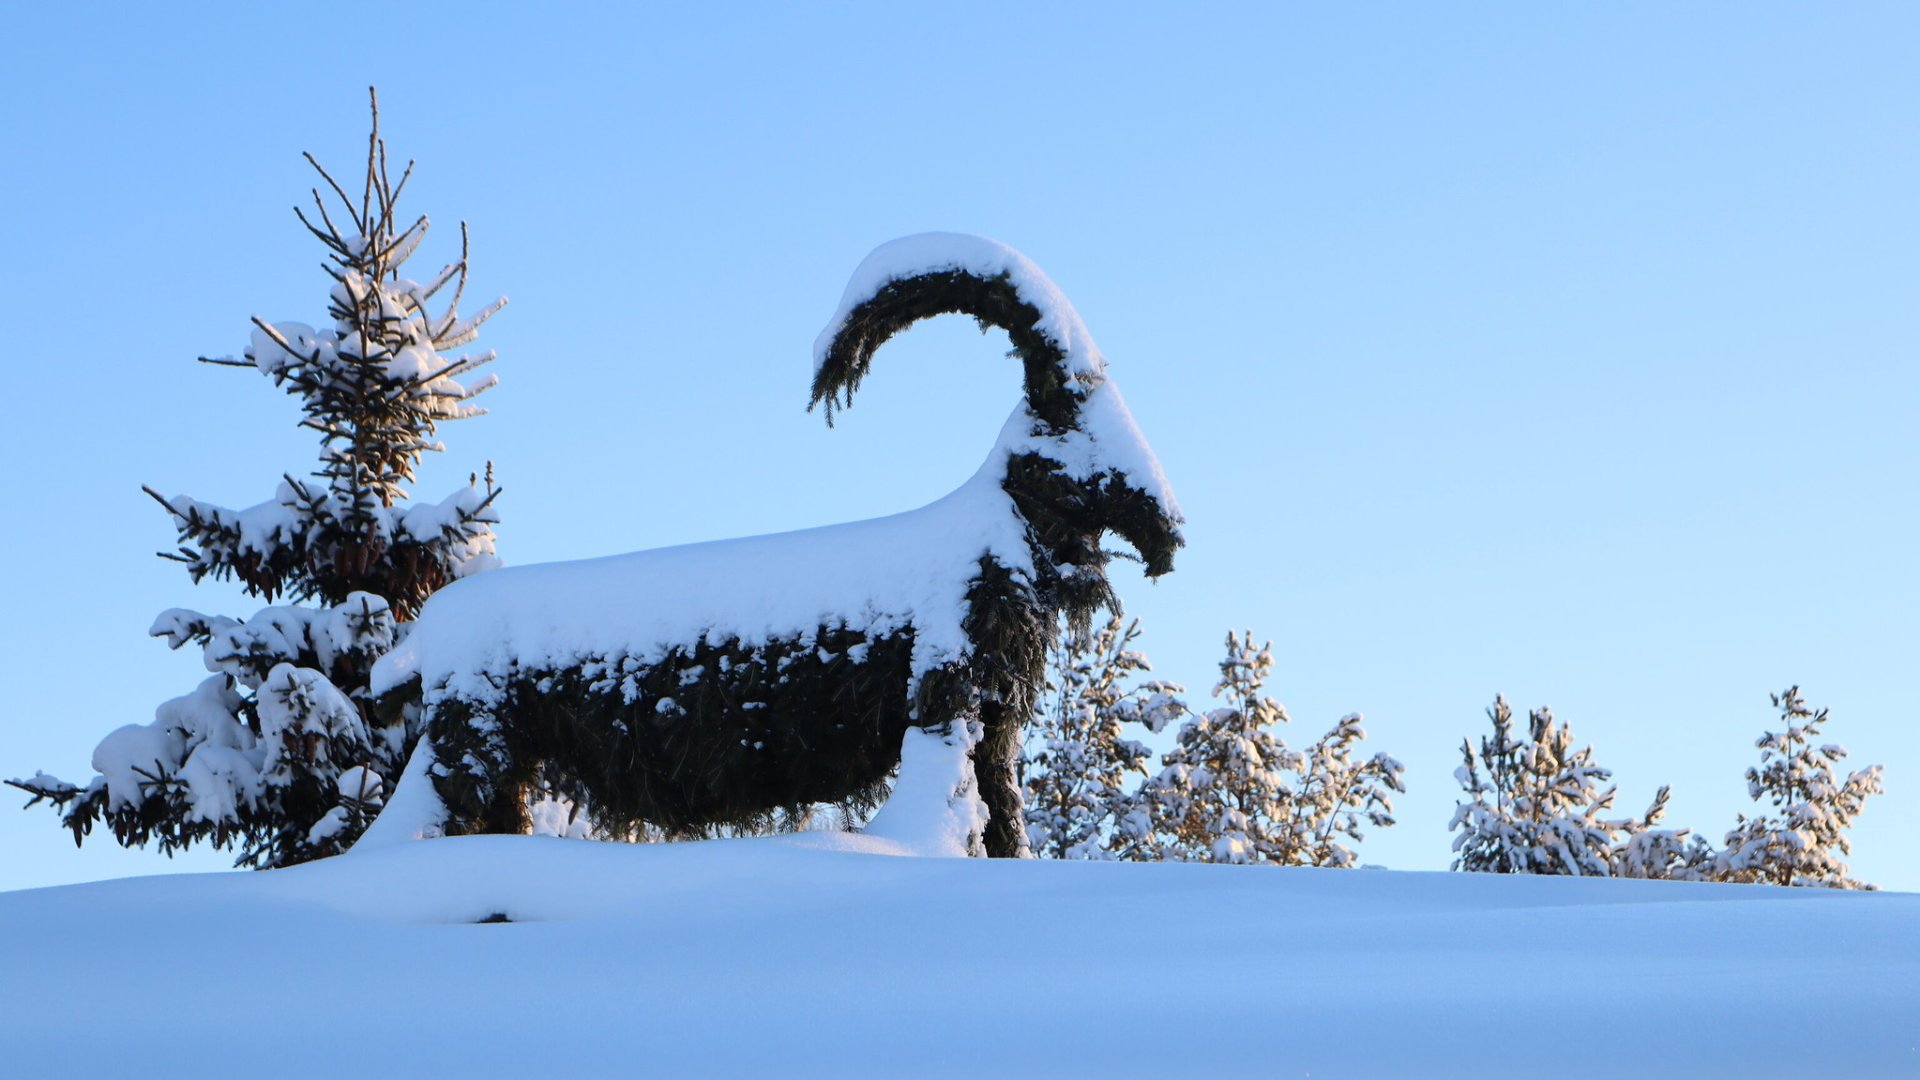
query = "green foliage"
xmin=10 ymin=91 xmax=503 ymax=868
xmin=423 ymin=625 xmax=919 ymax=841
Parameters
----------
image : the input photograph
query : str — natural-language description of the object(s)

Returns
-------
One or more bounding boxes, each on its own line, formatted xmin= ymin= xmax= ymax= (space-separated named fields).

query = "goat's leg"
xmin=975 ymin=699 xmax=1030 ymax=858
xmin=420 ymin=698 xmax=530 ymax=836
xmin=862 ymin=713 xmax=988 ymax=856
xmin=354 ymin=705 xmax=529 ymax=849
xmin=353 ymin=733 xmax=450 ymax=849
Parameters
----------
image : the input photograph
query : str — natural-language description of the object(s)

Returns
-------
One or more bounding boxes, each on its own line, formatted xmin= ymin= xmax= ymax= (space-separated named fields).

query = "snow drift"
xmin=0 ymin=837 xmax=1912 ymax=1077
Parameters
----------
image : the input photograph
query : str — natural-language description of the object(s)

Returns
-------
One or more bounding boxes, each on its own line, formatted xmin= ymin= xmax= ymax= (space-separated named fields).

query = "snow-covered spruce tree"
xmin=1140 ymin=631 xmax=1403 ymax=866
xmin=1022 ymin=613 xmax=1184 ymax=860
xmin=1449 ymin=696 xmax=1671 ymax=876
xmin=1715 ymin=686 xmax=1883 ymax=889
xmin=9 ymin=90 xmax=504 ymax=869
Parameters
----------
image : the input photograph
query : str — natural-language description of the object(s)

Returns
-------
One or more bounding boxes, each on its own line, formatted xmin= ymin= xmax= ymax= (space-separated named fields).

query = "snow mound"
xmin=2 ymin=837 xmax=1912 ymax=1076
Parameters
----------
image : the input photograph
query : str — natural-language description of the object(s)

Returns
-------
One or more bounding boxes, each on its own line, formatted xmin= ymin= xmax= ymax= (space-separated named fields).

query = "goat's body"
xmin=377 ymin=450 xmax=1041 ymax=848
xmin=365 ymin=235 xmax=1181 ymax=857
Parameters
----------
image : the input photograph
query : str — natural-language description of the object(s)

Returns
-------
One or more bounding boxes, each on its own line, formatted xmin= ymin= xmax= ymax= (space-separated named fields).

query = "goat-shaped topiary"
xmin=360 ymin=234 xmax=1182 ymax=857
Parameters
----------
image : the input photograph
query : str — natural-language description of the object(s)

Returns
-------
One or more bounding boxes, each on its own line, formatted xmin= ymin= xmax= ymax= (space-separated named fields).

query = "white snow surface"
xmin=2 ymin=837 xmax=1912 ymax=1077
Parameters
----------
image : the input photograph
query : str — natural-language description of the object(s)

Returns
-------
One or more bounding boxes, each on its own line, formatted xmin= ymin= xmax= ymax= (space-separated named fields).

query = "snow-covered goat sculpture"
xmin=361 ymin=234 xmax=1182 ymax=857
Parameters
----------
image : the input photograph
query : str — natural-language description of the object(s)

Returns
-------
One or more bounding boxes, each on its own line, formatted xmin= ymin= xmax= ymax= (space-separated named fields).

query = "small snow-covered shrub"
xmin=1131 ymin=632 xmax=1404 ymax=866
xmin=1023 ymin=613 xmax=1183 ymax=860
xmin=1715 ymin=686 xmax=1883 ymax=889
xmin=1449 ymin=687 xmax=1884 ymax=887
xmin=1450 ymin=696 xmax=1675 ymax=878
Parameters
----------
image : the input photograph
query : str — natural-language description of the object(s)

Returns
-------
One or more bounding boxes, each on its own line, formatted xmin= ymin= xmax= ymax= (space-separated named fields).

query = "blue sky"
xmin=2 ymin=4 xmax=1914 ymax=891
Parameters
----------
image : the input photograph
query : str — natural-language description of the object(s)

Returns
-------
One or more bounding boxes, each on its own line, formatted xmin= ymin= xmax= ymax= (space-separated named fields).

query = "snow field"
xmin=2 ymin=834 xmax=1912 ymax=1077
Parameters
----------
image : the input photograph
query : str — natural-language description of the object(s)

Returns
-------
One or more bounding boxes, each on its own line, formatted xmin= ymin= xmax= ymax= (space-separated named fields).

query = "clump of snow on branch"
xmin=153 ymin=480 xmax=501 ymax=611
xmin=70 ymin=594 xmax=406 ymax=862
xmin=528 ymin=793 xmax=598 ymax=841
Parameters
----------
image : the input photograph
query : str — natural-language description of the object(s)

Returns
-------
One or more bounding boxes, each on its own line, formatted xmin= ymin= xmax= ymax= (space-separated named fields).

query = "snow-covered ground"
xmin=2 ymin=836 xmax=1913 ymax=1077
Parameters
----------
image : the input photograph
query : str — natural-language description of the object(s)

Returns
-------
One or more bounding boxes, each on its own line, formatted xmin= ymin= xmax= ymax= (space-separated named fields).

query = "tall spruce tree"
xmin=1449 ymin=696 xmax=1670 ymax=876
xmin=1022 ymin=613 xmax=1183 ymax=860
xmin=1715 ymin=686 xmax=1883 ymax=889
xmin=10 ymin=90 xmax=505 ymax=868
xmin=1139 ymin=631 xmax=1403 ymax=866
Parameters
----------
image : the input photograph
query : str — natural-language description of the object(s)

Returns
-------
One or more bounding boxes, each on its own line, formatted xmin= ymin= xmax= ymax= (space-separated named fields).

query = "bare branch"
xmin=375 ymin=131 xmax=395 ymax=241
xmin=362 ymin=86 xmax=380 ymax=233
xmin=434 ymin=221 xmax=473 ymax=335
xmin=388 ymin=157 xmax=416 ymax=211
xmin=141 ymin=485 xmax=181 ymax=515
xmin=310 ymin=186 xmax=345 ymax=241
xmin=293 ymin=205 xmax=352 ymax=254
xmin=302 ymin=151 xmax=361 ymax=233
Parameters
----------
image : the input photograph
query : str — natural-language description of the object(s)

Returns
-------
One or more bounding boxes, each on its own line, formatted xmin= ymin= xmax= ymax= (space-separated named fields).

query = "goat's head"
xmin=811 ymin=235 xmax=1183 ymax=619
